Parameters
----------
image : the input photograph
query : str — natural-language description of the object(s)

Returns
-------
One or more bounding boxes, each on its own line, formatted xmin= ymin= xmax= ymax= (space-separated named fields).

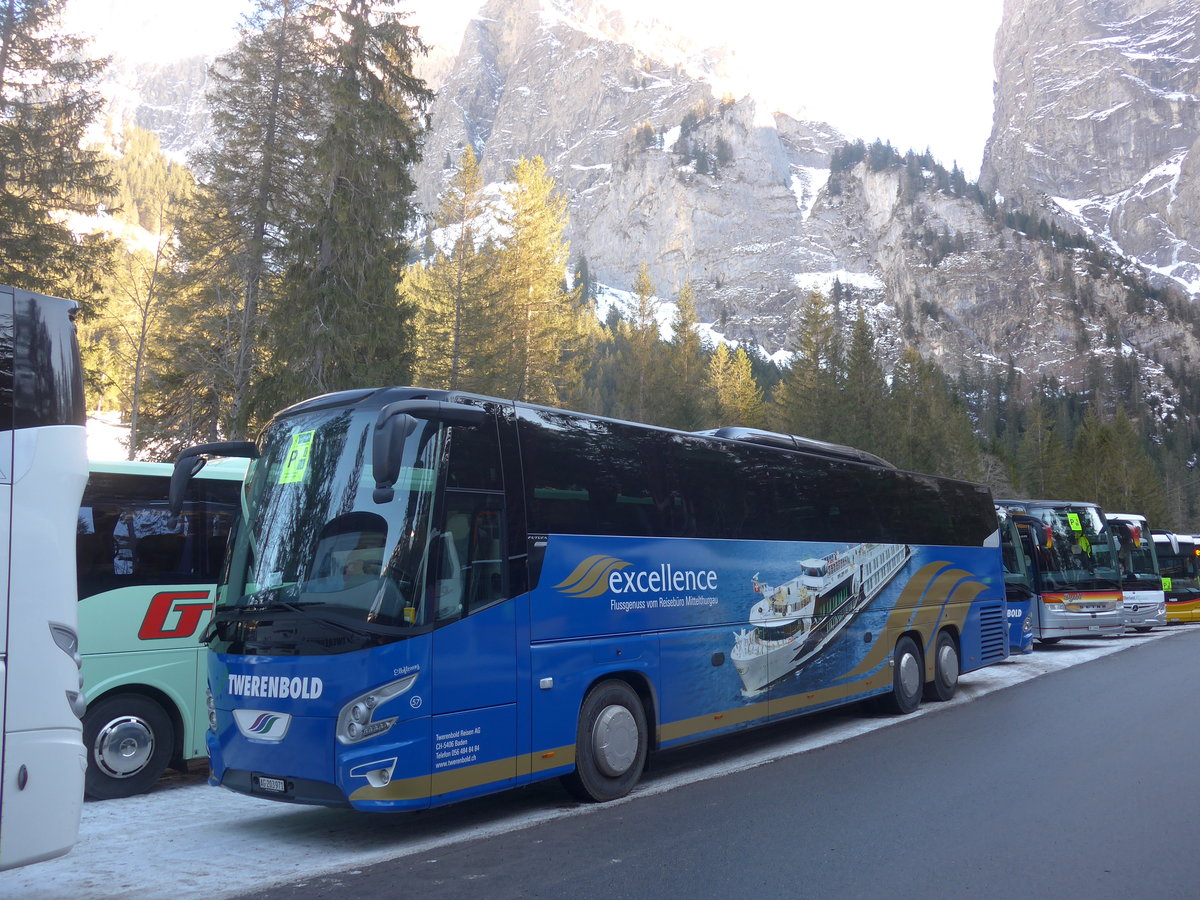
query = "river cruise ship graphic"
xmin=731 ymin=542 xmax=911 ymax=695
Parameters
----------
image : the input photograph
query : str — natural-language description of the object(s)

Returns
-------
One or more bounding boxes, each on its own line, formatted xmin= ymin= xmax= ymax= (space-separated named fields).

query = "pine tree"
xmin=772 ymin=290 xmax=841 ymax=439
xmin=888 ymin=348 xmax=981 ymax=480
xmin=174 ymin=0 xmax=318 ymax=436
xmin=1068 ymin=408 xmax=1166 ymax=520
xmin=614 ymin=261 xmax=661 ymax=422
xmin=409 ymin=145 xmax=500 ymax=391
xmin=1066 ymin=408 xmax=1111 ymax=503
xmin=264 ymin=0 xmax=432 ymax=403
xmin=660 ymin=281 xmax=709 ymax=429
xmin=1016 ymin=402 xmax=1071 ymax=499
xmin=493 ymin=156 xmax=584 ymax=404
xmin=573 ymin=253 xmax=594 ymax=303
xmin=138 ymin=259 xmax=245 ymax=456
xmin=0 ymin=0 xmax=115 ymax=296
xmin=708 ymin=344 xmax=764 ymax=427
xmin=1105 ymin=408 xmax=1167 ymax=521
xmin=838 ymin=304 xmax=888 ymax=455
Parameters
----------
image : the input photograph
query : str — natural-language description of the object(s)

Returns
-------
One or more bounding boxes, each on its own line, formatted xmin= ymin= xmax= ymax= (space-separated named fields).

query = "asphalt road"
xmin=244 ymin=629 xmax=1200 ymax=900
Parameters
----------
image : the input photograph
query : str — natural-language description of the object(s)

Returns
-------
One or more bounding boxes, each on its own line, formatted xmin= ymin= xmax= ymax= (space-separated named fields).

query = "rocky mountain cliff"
xmin=414 ymin=0 xmax=1200 ymax=412
xmin=100 ymin=0 xmax=1200 ymax=420
xmin=98 ymin=55 xmax=214 ymax=161
xmin=980 ymin=0 xmax=1200 ymax=296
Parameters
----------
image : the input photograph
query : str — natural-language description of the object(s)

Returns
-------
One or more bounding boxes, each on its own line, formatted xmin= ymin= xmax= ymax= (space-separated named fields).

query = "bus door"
xmin=426 ymin=420 xmax=518 ymax=803
xmin=999 ymin=511 xmax=1034 ymax=654
xmin=1014 ymin=519 xmax=1046 ymax=638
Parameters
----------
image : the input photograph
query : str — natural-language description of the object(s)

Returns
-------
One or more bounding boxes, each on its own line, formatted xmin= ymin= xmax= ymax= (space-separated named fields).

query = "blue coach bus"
xmin=172 ymin=388 xmax=1009 ymax=810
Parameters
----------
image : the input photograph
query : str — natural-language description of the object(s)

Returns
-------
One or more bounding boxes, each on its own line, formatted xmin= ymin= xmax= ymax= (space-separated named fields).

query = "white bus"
xmin=1105 ymin=512 xmax=1165 ymax=631
xmin=0 ymin=286 xmax=89 ymax=871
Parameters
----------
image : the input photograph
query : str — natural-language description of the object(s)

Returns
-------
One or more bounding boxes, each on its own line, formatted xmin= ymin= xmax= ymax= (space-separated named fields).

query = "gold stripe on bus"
xmin=658 ymin=696 xmax=771 ymax=744
xmin=350 ymin=747 xmax=578 ymax=803
xmin=768 ymin=673 xmax=887 ymax=717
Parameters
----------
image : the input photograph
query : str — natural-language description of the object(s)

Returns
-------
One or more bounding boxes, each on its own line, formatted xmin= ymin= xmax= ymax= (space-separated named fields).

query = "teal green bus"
xmin=76 ymin=458 xmax=247 ymax=799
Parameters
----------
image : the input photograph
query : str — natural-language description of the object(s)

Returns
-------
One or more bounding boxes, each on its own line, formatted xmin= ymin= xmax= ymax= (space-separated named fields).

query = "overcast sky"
xmin=65 ymin=0 xmax=1005 ymax=177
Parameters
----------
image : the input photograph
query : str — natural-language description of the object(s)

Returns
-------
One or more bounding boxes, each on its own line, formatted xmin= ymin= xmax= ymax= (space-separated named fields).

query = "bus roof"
xmin=694 ymin=427 xmax=895 ymax=468
xmin=272 ymin=386 xmax=907 ymax=473
xmin=996 ymin=498 xmax=1104 ymax=513
xmin=1105 ymin=512 xmax=1150 ymax=525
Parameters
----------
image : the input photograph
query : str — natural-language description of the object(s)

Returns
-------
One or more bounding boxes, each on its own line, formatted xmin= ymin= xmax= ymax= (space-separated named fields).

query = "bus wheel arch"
xmin=923 ymin=628 xmax=960 ymax=702
xmin=82 ymin=690 xmax=177 ymax=800
xmin=879 ymin=634 xmax=923 ymax=715
xmin=561 ymin=676 xmax=650 ymax=803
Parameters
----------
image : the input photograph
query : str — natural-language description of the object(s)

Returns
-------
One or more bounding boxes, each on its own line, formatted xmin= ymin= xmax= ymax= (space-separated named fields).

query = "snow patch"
xmin=793 ymin=270 xmax=885 ymax=294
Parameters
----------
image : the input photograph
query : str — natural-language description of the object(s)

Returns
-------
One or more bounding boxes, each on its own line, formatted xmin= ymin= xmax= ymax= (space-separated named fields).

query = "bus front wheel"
xmin=923 ymin=630 xmax=959 ymax=702
xmin=562 ymin=679 xmax=647 ymax=803
xmin=880 ymin=636 xmax=923 ymax=715
xmin=82 ymin=693 xmax=173 ymax=800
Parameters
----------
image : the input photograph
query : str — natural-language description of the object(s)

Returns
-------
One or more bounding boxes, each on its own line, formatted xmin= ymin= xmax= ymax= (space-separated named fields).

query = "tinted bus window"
xmin=518 ymin=408 xmax=674 ymax=538
xmin=77 ymin=472 xmax=240 ymax=600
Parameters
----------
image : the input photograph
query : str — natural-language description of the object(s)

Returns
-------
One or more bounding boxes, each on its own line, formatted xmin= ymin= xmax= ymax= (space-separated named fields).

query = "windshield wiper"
xmin=225 ymin=598 xmax=394 ymax=640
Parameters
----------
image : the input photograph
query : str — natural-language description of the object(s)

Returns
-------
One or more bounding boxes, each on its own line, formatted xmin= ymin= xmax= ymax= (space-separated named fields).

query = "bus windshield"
xmin=1028 ymin=505 xmax=1120 ymax=591
xmin=1110 ymin=519 xmax=1159 ymax=585
xmin=212 ymin=406 xmax=444 ymax=654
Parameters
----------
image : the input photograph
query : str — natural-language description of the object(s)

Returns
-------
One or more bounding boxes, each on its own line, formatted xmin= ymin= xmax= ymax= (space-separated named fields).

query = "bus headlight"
xmin=1023 ymin=614 xmax=1033 ymax=635
xmin=206 ymin=688 xmax=216 ymax=731
xmin=336 ymin=674 xmax=418 ymax=745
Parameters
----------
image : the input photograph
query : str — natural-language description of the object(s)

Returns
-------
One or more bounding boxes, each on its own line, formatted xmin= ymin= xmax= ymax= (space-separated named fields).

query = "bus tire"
xmin=880 ymin=636 xmax=923 ymax=715
xmin=562 ymin=679 xmax=647 ymax=803
xmin=923 ymin=630 xmax=959 ymax=702
xmin=83 ymin=693 xmax=173 ymax=800
xmin=1037 ymin=637 xmax=1062 ymax=645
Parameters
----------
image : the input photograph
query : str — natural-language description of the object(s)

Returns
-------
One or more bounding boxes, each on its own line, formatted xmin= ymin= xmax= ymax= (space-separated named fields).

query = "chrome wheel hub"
xmin=94 ymin=715 xmax=154 ymax=778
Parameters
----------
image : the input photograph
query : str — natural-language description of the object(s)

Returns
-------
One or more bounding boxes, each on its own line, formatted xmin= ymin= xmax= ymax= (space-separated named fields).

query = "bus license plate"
xmin=1088 ymin=625 xmax=1100 ymax=631
xmin=255 ymin=775 xmax=287 ymax=793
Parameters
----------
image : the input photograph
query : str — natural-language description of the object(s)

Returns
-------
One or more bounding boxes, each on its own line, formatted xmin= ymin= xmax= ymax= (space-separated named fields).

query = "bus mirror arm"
xmin=169 ymin=441 xmax=259 ymax=515
xmin=372 ymin=400 xmax=487 ymax=503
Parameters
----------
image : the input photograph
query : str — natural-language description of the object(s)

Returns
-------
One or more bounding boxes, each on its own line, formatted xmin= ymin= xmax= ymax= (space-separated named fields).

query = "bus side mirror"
xmin=170 ymin=441 xmax=258 ymax=515
xmin=371 ymin=400 xmax=488 ymax=503
xmin=372 ymin=410 xmax=419 ymax=503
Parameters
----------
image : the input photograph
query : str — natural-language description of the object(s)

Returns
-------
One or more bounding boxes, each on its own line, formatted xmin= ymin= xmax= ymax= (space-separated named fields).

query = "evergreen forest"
xmin=2 ymin=0 xmax=1195 ymax=530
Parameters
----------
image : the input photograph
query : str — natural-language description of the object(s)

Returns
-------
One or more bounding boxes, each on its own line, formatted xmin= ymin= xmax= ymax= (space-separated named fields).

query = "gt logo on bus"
xmin=138 ymin=590 xmax=214 ymax=640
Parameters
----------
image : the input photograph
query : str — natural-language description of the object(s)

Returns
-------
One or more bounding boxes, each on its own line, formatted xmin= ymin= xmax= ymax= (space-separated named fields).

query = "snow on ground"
xmin=0 ymin=628 xmax=1182 ymax=900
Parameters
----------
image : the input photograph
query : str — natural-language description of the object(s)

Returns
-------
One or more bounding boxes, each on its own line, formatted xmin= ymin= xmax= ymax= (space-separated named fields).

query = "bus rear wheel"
xmin=83 ymin=693 xmax=173 ymax=800
xmin=923 ymin=630 xmax=959 ymax=702
xmin=562 ymin=679 xmax=647 ymax=803
xmin=880 ymin=636 xmax=923 ymax=715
